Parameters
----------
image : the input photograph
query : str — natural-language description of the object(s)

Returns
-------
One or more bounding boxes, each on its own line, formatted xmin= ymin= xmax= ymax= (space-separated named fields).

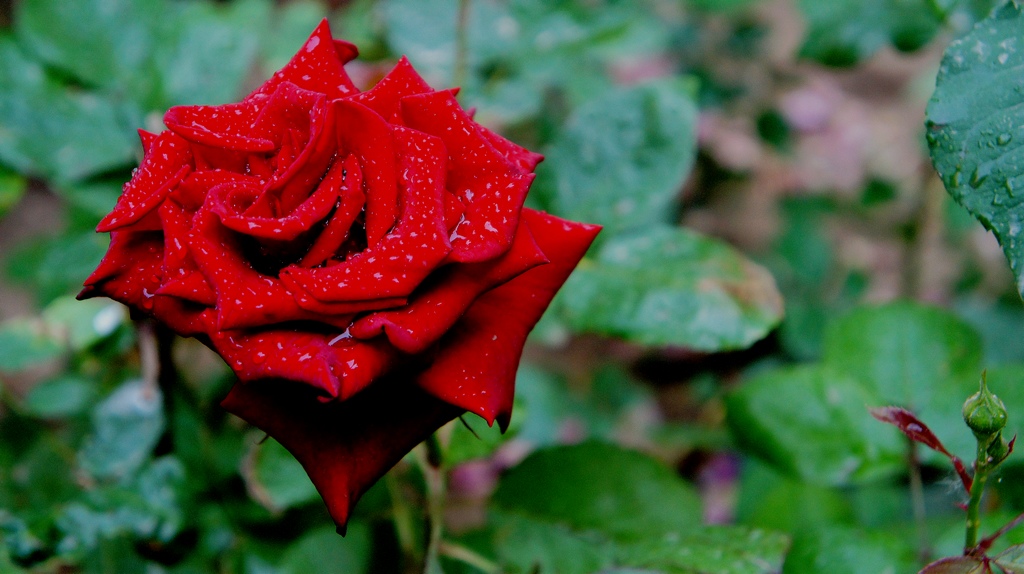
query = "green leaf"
xmin=918 ymin=557 xmax=987 ymax=574
xmin=725 ymin=365 xmax=904 ymax=485
xmin=0 ymin=168 xmax=25 ymax=220
xmin=0 ymin=37 xmax=139 ymax=182
xmin=782 ymin=525 xmax=917 ymax=574
xmin=534 ymin=80 xmax=697 ymax=234
xmin=734 ymin=460 xmax=855 ymax=532
xmin=42 ymin=297 xmax=125 ymax=351
xmin=78 ymin=379 xmax=165 ymax=481
xmin=56 ymin=457 xmax=186 ymax=554
xmin=926 ymin=1 xmax=1024 ymax=299
xmin=490 ymin=512 xmax=615 ymax=574
xmin=996 ymin=543 xmax=1024 ymax=573
xmin=245 ymin=437 xmax=319 ymax=512
xmin=0 ymin=318 xmax=64 ymax=372
xmin=493 ymin=441 xmax=701 ymax=539
xmin=617 ymin=527 xmax=789 ymax=574
xmin=796 ymin=0 xmax=940 ymax=66
xmin=823 ymin=302 xmax=983 ymax=409
xmin=15 ymin=0 xmax=162 ymax=95
xmin=155 ymin=0 xmax=271 ymax=106
xmin=558 ymin=226 xmax=783 ymax=351
xmin=23 ymin=376 xmax=97 ymax=419
xmin=279 ymin=523 xmax=372 ymax=574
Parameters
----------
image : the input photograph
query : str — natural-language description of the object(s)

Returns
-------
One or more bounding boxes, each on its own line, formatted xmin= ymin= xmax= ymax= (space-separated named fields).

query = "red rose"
xmin=79 ymin=20 xmax=599 ymax=528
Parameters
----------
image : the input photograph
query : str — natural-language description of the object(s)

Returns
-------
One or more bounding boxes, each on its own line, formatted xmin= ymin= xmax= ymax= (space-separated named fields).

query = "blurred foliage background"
xmin=3 ymin=0 xmax=1024 ymax=572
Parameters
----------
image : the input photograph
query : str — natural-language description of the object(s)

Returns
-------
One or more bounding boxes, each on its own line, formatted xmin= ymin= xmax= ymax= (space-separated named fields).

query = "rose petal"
xmin=279 ymin=125 xmax=451 ymax=303
xmin=300 ymin=155 xmax=366 ymax=267
xmin=400 ymin=91 xmax=532 ymax=263
xmin=210 ymin=329 xmax=397 ymax=399
xmin=351 ymin=56 xmax=433 ymax=122
xmin=221 ymin=376 xmax=460 ymax=529
xmin=333 ymin=100 xmax=399 ymax=246
xmin=97 ymin=131 xmax=193 ymax=232
xmin=350 ymin=217 xmax=548 ymax=353
xmin=164 ymin=99 xmax=273 ymax=152
xmin=255 ymin=19 xmax=358 ymax=101
xmin=416 ymin=209 xmax=600 ymax=427
xmin=211 ymin=157 xmax=342 ymax=240
xmin=189 ymin=209 xmax=351 ymax=330
xmin=479 ymin=125 xmax=544 ymax=173
xmin=156 ymin=199 xmax=216 ymax=306
xmin=80 ymin=230 xmax=165 ymax=307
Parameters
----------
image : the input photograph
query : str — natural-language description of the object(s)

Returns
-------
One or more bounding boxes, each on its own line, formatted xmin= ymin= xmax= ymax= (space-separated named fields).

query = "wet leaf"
xmin=559 ymin=226 xmax=783 ymax=351
xmin=927 ymin=2 xmax=1024 ymax=299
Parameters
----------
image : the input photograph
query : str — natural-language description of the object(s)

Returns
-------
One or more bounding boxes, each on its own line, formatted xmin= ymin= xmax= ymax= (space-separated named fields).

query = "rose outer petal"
xmin=349 ymin=217 xmax=548 ymax=353
xmin=351 ymin=56 xmax=433 ymax=122
xmin=400 ymin=91 xmax=533 ymax=263
xmin=221 ymin=376 xmax=460 ymax=529
xmin=210 ymin=330 xmax=397 ymax=400
xmin=416 ymin=209 xmax=601 ymax=428
xmin=97 ymin=131 xmax=193 ymax=232
xmin=279 ymin=125 xmax=451 ymax=303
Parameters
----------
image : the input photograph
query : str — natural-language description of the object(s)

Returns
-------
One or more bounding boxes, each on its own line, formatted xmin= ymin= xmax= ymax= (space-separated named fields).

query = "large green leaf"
xmin=558 ymin=226 xmax=783 ymax=351
xmin=796 ymin=0 xmax=942 ymax=66
xmin=725 ymin=365 xmax=904 ymax=485
xmin=0 ymin=37 xmax=138 ymax=182
xmin=534 ymin=80 xmax=697 ymax=234
xmin=782 ymin=525 xmax=917 ymax=574
xmin=0 ymin=318 xmax=64 ymax=372
xmin=927 ymin=1 xmax=1024 ymax=299
xmin=279 ymin=523 xmax=372 ymax=574
xmin=823 ymin=302 xmax=983 ymax=409
xmin=493 ymin=441 xmax=701 ymax=539
xmin=490 ymin=442 xmax=785 ymax=573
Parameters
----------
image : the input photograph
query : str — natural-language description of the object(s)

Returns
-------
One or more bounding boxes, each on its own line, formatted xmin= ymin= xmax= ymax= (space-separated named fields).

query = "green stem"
xmin=420 ymin=434 xmax=446 ymax=573
xmin=386 ymin=471 xmax=421 ymax=572
xmin=965 ymin=440 xmax=991 ymax=550
xmin=438 ymin=541 xmax=500 ymax=574
xmin=453 ymin=0 xmax=472 ymax=87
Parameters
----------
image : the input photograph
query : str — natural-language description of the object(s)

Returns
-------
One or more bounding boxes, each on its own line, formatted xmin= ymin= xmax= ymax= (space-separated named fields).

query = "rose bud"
xmin=79 ymin=19 xmax=600 ymax=530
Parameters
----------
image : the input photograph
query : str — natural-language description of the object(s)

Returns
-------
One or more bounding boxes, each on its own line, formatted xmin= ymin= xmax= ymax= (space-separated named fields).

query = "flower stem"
xmin=453 ymin=0 xmax=472 ymax=88
xmin=419 ymin=434 xmax=446 ymax=574
xmin=965 ymin=440 xmax=991 ymax=550
xmin=438 ymin=540 xmax=500 ymax=574
xmin=386 ymin=471 xmax=421 ymax=572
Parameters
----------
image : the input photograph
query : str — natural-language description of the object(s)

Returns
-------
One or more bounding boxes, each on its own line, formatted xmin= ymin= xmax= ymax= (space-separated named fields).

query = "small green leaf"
xmin=918 ymin=556 xmax=987 ymax=574
xmin=995 ymin=543 xmax=1024 ymax=573
xmin=279 ymin=523 xmax=372 ymax=574
xmin=0 ymin=318 xmax=64 ymax=372
xmin=796 ymin=0 xmax=941 ymax=66
xmin=78 ymin=379 xmax=165 ymax=481
xmin=56 ymin=457 xmax=186 ymax=554
xmin=42 ymin=297 xmax=125 ymax=351
xmin=725 ymin=365 xmax=904 ymax=484
xmin=559 ymin=226 xmax=783 ymax=351
xmin=0 ymin=168 xmax=25 ymax=220
xmin=927 ymin=2 xmax=1024 ymax=299
xmin=490 ymin=511 xmax=617 ymax=574
xmin=535 ymin=80 xmax=697 ymax=234
xmin=493 ymin=441 xmax=701 ymax=539
xmin=245 ymin=437 xmax=319 ymax=512
xmin=23 ymin=376 xmax=97 ymax=419
xmin=782 ymin=525 xmax=918 ymax=574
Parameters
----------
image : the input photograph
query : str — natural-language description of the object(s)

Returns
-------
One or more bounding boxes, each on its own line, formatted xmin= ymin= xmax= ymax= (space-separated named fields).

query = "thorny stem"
xmin=419 ymin=434 xmax=447 ymax=574
xmin=965 ymin=439 xmax=992 ymax=550
xmin=386 ymin=471 xmax=421 ymax=573
xmin=453 ymin=0 xmax=472 ymax=88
